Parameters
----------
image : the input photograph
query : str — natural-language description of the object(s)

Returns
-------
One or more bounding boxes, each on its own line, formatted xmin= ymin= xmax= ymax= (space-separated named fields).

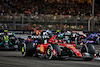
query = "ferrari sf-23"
xmin=21 ymin=34 xmax=97 ymax=61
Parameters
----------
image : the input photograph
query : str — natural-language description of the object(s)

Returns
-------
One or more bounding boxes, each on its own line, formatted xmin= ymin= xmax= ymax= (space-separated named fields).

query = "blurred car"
xmin=83 ymin=33 xmax=100 ymax=45
xmin=0 ymin=32 xmax=24 ymax=50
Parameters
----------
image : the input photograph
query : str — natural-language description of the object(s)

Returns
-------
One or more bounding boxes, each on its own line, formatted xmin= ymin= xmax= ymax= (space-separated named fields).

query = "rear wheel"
xmin=81 ymin=44 xmax=95 ymax=61
xmin=22 ymin=42 xmax=34 ymax=56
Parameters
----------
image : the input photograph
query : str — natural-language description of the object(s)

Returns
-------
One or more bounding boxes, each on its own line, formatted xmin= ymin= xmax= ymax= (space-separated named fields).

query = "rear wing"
xmin=0 ymin=33 xmax=14 ymax=35
xmin=31 ymin=35 xmax=50 ymax=39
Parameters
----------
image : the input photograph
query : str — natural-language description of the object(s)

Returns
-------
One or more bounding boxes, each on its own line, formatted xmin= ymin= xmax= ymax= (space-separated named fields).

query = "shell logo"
xmin=70 ymin=47 xmax=74 ymax=48
xmin=40 ymin=45 xmax=44 ymax=52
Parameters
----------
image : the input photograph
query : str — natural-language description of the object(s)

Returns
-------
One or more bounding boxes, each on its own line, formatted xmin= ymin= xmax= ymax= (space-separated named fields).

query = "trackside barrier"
xmin=0 ymin=30 xmax=100 ymax=34
xmin=0 ymin=30 xmax=33 ymax=34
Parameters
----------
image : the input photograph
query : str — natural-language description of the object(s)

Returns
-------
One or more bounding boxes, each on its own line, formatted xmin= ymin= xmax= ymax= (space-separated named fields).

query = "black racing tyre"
xmin=22 ymin=42 xmax=34 ymax=57
xmin=46 ymin=44 xmax=54 ymax=60
xmin=81 ymin=44 xmax=95 ymax=61
xmin=81 ymin=44 xmax=95 ymax=54
xmin=87 ymin=44 xmax=95 ymax=54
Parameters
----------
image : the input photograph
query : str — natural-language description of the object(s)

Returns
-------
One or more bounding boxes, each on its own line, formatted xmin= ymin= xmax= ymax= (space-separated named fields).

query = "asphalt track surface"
xmin=0 ymin=34 xmax=100 ymax=67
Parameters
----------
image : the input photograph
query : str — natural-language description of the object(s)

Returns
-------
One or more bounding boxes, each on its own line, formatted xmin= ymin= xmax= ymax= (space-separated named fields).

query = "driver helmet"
xmin=57 ymin=34 xmax=63 ymax=39
xmin=65 ymin=36 xmax=70 ymax=43
xmin=46 ymin=30 xmax=52 ymax=35
xmin=90 ymin=34 xmax=95 ymax=38
xmin=4 ymin=29 xmax=8 ymax=35
xmin=35 ymin=30 xmax=40 ymax=35
xmin=56 ymin=29 xmax=61 ymax=34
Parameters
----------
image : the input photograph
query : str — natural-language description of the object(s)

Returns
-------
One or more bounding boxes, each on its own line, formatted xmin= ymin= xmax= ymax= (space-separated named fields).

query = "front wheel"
xmin=46 ymin=44 xmax=54 ymax=60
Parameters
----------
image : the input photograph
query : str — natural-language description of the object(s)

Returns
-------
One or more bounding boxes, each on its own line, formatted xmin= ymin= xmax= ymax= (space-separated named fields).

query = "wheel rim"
xmin=47 ymin=48 xmax=51 ymax=56
xmin=22 ymin=43 xmax=26 ymax=56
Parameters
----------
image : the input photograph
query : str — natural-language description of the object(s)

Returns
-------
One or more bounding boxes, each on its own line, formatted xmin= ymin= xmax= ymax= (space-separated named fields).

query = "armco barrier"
xmin=0 ymin=30 xmax=34 ymax=34
xmin=0 ymin=30 xmax=100 ymax=34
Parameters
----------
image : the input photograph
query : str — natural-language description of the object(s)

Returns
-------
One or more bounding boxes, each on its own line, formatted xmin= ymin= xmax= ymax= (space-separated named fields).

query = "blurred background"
xmin=0 ymin=0 xmax=100 ymax=31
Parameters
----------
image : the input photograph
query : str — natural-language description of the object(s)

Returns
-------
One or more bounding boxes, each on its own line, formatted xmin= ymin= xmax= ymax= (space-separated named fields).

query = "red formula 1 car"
xmin=21 ymin=34 xmax=96 ymax=61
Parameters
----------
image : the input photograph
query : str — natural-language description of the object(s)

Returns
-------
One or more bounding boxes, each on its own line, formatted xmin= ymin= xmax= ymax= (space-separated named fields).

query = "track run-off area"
xmin=0 ymin=51 xmax=100 ymax=67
